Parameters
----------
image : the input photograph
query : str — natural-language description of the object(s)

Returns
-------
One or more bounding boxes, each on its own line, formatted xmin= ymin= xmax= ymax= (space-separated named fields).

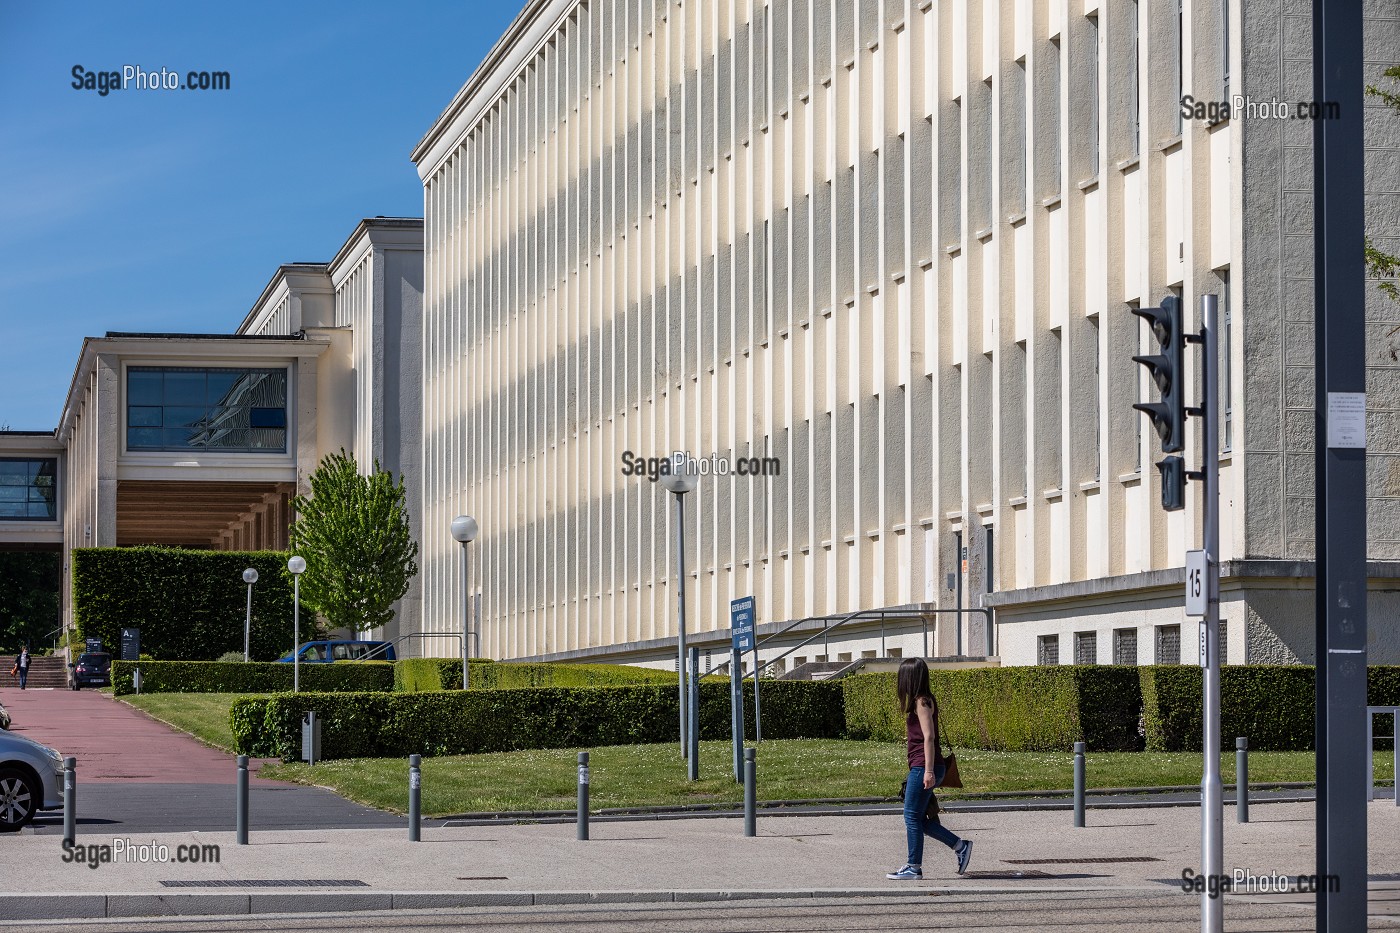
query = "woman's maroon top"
xmin=905 ymin=696 xmax=937 ymax=768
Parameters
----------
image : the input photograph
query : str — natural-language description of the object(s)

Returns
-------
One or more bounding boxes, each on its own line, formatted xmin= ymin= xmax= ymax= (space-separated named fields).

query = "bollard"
xmin=1073 ymin=742 xmax=1086 ymax=828
xmin=577 ymin=752 xmax=590 ymax=840
xmin=236 ymin=755 xmax=249 ymax=845
xmin=133 ymin=667 xmax=142 ymax=695
xmin=62 ymin=757 xmax=76 ymax=849
xmin=743 ymin=747 xmax=757 ymax=837
xmin=687 ymin=647 xmax=700 ymax=782
xmin=408 ymin=754 xmax=422 ymax=842
xmin=1236 ymin=737 xmax=1249 ymax=823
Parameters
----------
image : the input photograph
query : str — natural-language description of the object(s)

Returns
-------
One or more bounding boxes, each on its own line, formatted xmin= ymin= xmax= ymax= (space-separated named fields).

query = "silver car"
xmin=0 ymin=730 xmax=64 ymax=831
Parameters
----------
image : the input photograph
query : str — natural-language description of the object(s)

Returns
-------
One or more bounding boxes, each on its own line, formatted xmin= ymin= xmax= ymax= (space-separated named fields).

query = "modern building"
xmin=2 ymin=218 xmax=423 ymax=646
xmin=408 ymin=0 xmax=1400 ymax=669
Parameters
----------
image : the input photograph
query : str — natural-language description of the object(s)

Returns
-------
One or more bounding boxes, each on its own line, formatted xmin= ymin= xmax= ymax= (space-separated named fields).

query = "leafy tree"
xmin=0 ymin=552 xmax=61 ymax=654
xmin=1366 ymin=66 xmax=1400 ymax=304
xmin=288 ymin=450 xmax=418 ymax=633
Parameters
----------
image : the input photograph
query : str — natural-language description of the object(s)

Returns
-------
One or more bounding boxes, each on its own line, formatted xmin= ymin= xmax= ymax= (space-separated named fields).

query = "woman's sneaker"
xmin=955 ymin=840 xmax=974 ymax=875
xmin=885 ymin=864 xmax=923 ymax=880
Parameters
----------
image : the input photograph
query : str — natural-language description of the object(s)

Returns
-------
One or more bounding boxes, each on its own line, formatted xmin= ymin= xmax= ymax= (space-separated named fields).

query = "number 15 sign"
xmin=1185 ymin=549 xmax=1208 ymax=618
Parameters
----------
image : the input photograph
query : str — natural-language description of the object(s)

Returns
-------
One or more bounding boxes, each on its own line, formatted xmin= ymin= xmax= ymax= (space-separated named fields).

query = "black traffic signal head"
xmin=1132 ymin=296 xmax=1184 ymax=453
xmin=1156 ymin=455 xmax=1186 ymax=511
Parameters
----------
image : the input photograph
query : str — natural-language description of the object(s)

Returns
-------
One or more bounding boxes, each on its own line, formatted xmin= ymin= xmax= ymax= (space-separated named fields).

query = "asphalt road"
xmin=1 ymin=891 xmax=1397 ymax=933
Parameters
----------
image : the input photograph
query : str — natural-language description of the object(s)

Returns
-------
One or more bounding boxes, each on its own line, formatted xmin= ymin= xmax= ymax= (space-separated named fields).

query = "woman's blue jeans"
xmin=904 ymin=764 xmax=961 ymax=865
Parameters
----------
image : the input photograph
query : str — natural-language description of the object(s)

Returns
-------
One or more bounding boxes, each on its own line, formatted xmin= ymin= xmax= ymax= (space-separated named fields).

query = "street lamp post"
xmin=660 ymin=470 xmax=698 ymax=765
xmin=242 ymin=568 xmax=259 ymax=662
xmin=450 ymin=515 xmax=479 ymax=691
xmin=287 ymin=556 xmax=306 ymax=692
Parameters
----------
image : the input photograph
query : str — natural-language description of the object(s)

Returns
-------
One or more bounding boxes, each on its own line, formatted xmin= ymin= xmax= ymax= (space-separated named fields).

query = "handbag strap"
xmin=931 ymin=695 xmax=951 ymax=760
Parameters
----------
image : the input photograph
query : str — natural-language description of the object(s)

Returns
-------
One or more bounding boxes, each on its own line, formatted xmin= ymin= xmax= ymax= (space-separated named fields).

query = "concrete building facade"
xmin=409 ymin=0 xmax=1400 ymax=668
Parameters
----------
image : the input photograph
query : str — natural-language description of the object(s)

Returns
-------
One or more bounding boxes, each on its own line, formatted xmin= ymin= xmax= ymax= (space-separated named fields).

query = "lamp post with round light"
xmin=660 ymin=469 xmax=698 ymax=764
xmin=450 ymin=515 xmax=479 ymax=691
xmin=242 ymin=568 xmax=259 ymax=662
xmin=287 ymin=556 xmax=306 ymax=692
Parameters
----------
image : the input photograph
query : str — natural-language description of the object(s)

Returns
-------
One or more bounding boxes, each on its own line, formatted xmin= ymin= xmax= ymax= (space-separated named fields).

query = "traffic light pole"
xmin=1197 ymin=296 xmax=1223 ymax=933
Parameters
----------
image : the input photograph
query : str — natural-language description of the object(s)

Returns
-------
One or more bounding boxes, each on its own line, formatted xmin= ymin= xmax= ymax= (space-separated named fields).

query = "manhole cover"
xmin=959 ymin=870 xmax=1053 ymax=879
xmin=457 ymin=876 xmax=509 ymax=881
xmin=1004 ymin=856 xmax=1162 ymax=865
xmin=160 ymin=880 xmax=369 ymax=888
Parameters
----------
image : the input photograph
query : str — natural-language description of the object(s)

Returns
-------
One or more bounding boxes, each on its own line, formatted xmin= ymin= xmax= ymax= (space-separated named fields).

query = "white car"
xmin=0 ymin=730 xmax=64 ymax=831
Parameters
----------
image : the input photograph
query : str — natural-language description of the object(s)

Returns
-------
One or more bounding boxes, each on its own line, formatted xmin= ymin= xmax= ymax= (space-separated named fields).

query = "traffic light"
xmin=1156 ymin=455 xmax=1186 ymax=512
xmin=1132 ymin=296 xmax=1184 ymax=454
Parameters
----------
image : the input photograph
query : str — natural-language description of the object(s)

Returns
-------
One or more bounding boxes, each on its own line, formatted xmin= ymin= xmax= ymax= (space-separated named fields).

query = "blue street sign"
xmin=731 ymin=596 xmax=755 ymax=652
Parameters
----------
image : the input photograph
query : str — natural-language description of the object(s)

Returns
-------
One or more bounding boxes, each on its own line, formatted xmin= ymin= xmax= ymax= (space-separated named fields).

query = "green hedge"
xmin=111 ymin=660 xmax=393 ymax=696
xmin=842 ymin=666 xmax=1143 ymax=752
xmin=73 ymin=547 xmax=295 ymax=661
xmin=392 ymin=658 xmax=679 ymax=692
xmin=231 ymin=680 xmax=844 ymax=761
xmin=1141 ymin=665 xmax=1400 ymax=751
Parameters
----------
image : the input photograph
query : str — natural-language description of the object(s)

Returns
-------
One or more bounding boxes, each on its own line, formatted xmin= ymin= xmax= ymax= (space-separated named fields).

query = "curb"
xmin=0 ymin=886 xmax=1156 ymax=922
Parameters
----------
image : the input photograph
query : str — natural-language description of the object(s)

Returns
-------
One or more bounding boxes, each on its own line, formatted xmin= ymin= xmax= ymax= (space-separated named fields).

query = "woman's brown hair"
xmin=896 ymin=657 xmax=933 ymax=714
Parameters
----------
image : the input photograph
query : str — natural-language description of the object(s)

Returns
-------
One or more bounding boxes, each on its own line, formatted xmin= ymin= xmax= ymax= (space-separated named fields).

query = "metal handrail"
xmin=345 ymin=631 xmax=465 ymax=662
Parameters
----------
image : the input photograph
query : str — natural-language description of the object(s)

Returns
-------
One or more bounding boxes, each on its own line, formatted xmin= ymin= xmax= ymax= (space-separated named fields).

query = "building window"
xmin=126 ymin=367 xmax=289 ymax=452
xmin=1156 ymin=624 xmax=1181 ymax=664
xmin=1113 ymin=627 xmax=1139 ymax=665
xmin=1175 ymin=0 xmax=1184 ymax=135
xmin=1038 ymin=634 xmax=1061 ymax=665
xmin=0 ymin=458 xmax=57 ymax=521
xmin=1129 ymin=0 xmax=1140 ymax=156
xmin=1220 ymin=0 xmax=1230 ymax=98
xmin=1219 ymin=621 xmax=1229 ymax=665
xmin=1220 ymin=271 xmax=1232 ymax=453
xmin=1074 ymin=631 xmax=1098 ymax=665
xmin=1088 ymin=15 xmax=1100 ymax=177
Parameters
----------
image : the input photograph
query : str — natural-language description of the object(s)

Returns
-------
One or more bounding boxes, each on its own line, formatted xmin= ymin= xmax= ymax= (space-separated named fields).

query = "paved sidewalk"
xmin=1 ymin=800 xmax=1397 ymax=923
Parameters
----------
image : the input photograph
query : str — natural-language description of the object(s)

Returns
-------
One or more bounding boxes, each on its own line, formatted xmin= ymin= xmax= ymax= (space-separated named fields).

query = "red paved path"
xmin=0 ymin=686 xmax=278 ymax=785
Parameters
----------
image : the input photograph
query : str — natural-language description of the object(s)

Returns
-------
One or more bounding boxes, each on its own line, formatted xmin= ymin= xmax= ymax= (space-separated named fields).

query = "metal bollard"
xmin=236 ymin=755 xmax=249 ymax=844
xmin=408 ymin=755 xmax=422 ymax=842
xmin=62 ymin=757 xmax=76 ymax=848
xmin=743 ymin=747 xmax=757 ymax=837
xmin=1073 ymin=742 xmax=1086 ymax=828
xmin=1236 ymin=737 xmax=1249 ymax=823
xmin=577 ymin=752 xmax=590 ymax=840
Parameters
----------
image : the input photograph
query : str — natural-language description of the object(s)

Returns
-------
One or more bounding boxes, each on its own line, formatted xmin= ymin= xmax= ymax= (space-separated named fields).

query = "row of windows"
xmin=0 ymin=458 xmax=57 ymax=522
xmin=1038 ymin=623 xmax=1228 ymax=666
xmin=125 ymin=367 xmax=289 ymax=453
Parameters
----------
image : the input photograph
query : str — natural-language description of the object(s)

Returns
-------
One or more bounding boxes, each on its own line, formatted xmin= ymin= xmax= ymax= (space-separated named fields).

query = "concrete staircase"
xmin=9 ymin=656 xmax=70 ymax=689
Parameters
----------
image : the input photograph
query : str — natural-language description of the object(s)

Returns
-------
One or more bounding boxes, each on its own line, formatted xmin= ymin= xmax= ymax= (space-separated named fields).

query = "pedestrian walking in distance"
xmin=16 ymin=646 xmax=31 ymax=690
xmin=887 ymin=657 xmax=972 ymax=880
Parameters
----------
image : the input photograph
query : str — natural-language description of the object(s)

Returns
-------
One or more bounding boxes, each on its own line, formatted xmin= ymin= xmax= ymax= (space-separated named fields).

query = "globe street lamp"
xmin=660 ymin=469 xmax=698 ymax=771
xmin=450 ymin=515 xmax=479 ymax=691
xmin=242 ymin=568 xmax=259 ymax=662
xmin=287 ymin=556 xmax=306 ymax=692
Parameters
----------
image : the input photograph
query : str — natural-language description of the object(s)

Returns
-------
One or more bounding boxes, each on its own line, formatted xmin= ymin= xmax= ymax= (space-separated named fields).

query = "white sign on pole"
xmin=1198 ymin=621 xmax=1209 ymax=668
xmin=1185 ymin=549 xmax=1208 ymax=618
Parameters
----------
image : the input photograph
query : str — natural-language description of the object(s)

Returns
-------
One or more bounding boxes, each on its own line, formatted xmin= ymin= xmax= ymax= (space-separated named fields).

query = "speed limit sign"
xmin=1185 ymin=550 xmax=1208 ymax=617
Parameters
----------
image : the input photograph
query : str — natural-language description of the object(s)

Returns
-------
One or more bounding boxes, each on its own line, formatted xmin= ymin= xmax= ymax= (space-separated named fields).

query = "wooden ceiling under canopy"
xmin=116 ymin=480 xmax=294 ymax=548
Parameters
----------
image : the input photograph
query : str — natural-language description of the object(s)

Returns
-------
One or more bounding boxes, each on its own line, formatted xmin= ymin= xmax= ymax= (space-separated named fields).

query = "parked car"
xmin=0 ymin=700 xmax=9 ymax=730
xmin=68 ymin=652 xmax=111 ymax=690
xmin=0 ymin=730 xmax=63 ymax=831
xmin=275 ymin=640 xmax=396 ymax=663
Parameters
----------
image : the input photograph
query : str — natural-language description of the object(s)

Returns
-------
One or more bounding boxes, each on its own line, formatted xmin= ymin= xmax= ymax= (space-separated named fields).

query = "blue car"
xmin=276 ymin=640 xmax=396 ymax=663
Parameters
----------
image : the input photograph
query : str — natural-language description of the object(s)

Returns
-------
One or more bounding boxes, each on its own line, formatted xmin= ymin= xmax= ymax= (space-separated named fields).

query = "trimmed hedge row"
xmin=111 ymin=660 xmax=393 ymax=696
xmin=231 ymin=680 xmax=845 ymax=761
xmin=393 ymin=657 xmax=679 ymax=692
xmin=1141 ymin=665 xmax=1400 ymax=751
xmin=842 ymin=666 xmax=1143 ymax=752
xmin=73 ymin=547 xmax=295 ymax=661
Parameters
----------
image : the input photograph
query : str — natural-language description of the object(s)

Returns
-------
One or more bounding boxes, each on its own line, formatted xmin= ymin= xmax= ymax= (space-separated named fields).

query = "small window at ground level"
xmin=1037 ymin=634 xmax=1060 ymax=666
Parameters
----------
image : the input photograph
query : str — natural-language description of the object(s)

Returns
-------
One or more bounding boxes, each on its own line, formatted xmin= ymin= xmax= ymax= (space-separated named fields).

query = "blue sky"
xmin=0 ymin=1 xmax=522 ymax=429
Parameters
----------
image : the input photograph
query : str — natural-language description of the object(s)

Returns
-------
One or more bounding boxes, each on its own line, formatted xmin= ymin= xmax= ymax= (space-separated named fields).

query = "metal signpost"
xmin=731 ymin=596 xmax=761 ymax=741
xmin=1313 ymin=0 xmax=1367 ymax=925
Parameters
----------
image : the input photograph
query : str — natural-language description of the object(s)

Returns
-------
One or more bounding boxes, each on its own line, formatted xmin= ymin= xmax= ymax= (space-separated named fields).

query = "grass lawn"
xmin=119 ymin=692 xmax=255 ymax=752
xmin=117 ymin=692 xmax=1396 ymax=816
xmin=261 ymin=740 xmax=1395 ymax=817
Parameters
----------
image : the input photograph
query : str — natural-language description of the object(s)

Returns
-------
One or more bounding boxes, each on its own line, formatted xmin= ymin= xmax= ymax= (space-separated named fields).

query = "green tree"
xmin=0 ymin=552 xmax=61 ymax=654
xmin=288 ymin=450 xmax=418 ymax=633
xmin=1366 ymin=66 xmax=1400 ymax=304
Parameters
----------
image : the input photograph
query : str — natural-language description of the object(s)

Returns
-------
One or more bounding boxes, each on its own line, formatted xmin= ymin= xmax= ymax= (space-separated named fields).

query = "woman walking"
xmin=887 ymin=657 xmax=972 ymax=879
